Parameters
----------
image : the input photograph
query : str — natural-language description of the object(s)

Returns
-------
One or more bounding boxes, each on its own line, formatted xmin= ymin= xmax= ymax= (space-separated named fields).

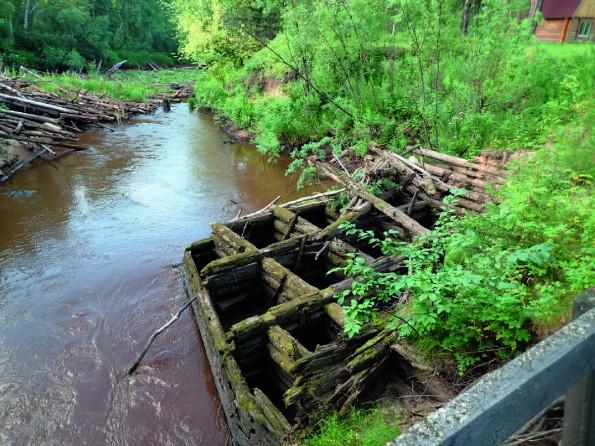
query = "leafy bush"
xmin=332 ymin=127 xmax=595 ymax=372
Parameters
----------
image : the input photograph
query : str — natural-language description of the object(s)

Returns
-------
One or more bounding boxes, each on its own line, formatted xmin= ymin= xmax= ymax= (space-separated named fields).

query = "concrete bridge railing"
xmin=390 ymin=286 xmax=595 ymax=446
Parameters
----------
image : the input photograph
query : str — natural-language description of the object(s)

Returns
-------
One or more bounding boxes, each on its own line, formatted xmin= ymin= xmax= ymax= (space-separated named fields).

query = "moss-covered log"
xmin=268 ymin=325 xmax=312 ymax=361
xmin=312 ymin=202 xmax=372 ymax=242
xmin=324 ymin=303 xmax=346 ymax=329
xmin=200 ymin=249 xmax=264 ymax=277
xmin=185 ymin=237 xmax=215 ymax=254
xmin=210 ymin=222 xmax=259 ymax=252
xmin=202 ymin=261 xmax=260 ymax=290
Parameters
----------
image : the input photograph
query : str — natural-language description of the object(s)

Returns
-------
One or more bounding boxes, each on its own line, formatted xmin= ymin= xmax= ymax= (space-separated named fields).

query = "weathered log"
xmin=280 ymin=189 xmax=346 ymax=208
xmin=210 ymin=222 xmax=258 ymax=253
xmin=408 ymin=156 xmax=492 ymax=189
xmin=328 ymin=239 xmax=375 ymax=266
xmin=0 ymin=82 xmax=22 ymax=97
xmin=370 ymin=145 xmax=489 ymax=209
xmin=20 ymin=66 xmax=70 ymax=95
xmin=267 ymin=343 xmax=297 ymax=376
xmin=185 ymin=237 xmax=215 ymax=254
xmin=200 ymin=249 xmax=263 ymax=277
xmin=0 ymin=110 xmax=60 ymax=124
xmin=253 ymin=389 xmax=292 ymax=435
xmin=311 ymin=160 xmax=429 ymax=237
xmin=184 ymin=251 xmax=228 ymax=352
xmin=106 ymin=60 xmax=127 ymax=78
xmin=338 ymin=356 xmax=389 ymax=414
xmin=0 ymin=93 xmax=80 ymax=114
xmin=346 ymin=329 xmax=395 ymax=375
xmin=324 ymin=303 xmax=346 ymax=329
xmin=268 ymin=325 xmax=312 ymax=361
xmin=0 ymin=132 xmax=89 ymax=150
xmin=369 ymin=147 xmax=485 ymax=213
xmin=312 ymin=202 xmax=373 ymax=242
xmin=202 ymin=262 xmax=260 ymax=291
xmin=413 ymin=147 xmax=510 ymax=177
xmin=262 ymin=257 xmax=320 ymax=298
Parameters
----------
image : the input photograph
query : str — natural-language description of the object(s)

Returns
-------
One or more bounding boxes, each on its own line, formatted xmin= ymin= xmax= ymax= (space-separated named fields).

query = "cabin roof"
xmin=541 ymin=0 xmax=582 ymax=19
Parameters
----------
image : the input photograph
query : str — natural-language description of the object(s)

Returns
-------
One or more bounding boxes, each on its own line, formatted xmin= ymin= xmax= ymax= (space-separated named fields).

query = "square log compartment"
xmin=227 ymin=214 xmax=279 ymax=249
xmin=187 ymin=238 xmax=224 ymax=271
xmin=291 ymin=255 xmax=347 ymax=290
xmin=233 ymin=314 xmax=341 ymax=425
xmin=198 ymin=261 xmax=270 ymax=332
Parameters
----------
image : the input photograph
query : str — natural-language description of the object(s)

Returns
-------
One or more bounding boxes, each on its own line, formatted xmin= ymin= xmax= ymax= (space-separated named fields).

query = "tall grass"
xmin=24 ymin=69 xmax=203 ymax=102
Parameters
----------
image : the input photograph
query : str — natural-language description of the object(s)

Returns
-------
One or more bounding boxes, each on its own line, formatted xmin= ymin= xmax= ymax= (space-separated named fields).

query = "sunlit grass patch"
xmin=26 ymin=69 xmax=202 ymax=102
xmin=301 ymin=407 xmax=401 ymax=446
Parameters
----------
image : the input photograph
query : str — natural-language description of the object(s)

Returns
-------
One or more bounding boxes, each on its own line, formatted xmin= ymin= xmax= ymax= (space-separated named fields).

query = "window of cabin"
xmin=578 ymin=22 xmax=592 ymax=37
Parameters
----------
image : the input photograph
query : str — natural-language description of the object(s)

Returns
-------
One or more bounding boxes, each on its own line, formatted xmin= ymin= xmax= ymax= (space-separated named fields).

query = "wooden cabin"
xmin=535 ymin=0 xmax=595 ymax=43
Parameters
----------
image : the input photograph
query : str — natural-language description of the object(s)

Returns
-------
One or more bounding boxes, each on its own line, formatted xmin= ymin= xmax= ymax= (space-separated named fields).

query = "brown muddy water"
xmin=0 ymin=104 xmax=323 ymax=445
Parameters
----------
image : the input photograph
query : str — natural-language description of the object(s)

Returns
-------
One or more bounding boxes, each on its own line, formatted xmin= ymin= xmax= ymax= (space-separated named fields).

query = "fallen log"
xmin=369 ymin=146 xmax=490 ymax=210
xmin=0 ymin=109 xmax=60 ymax=125
xmin=310 ymin=160 xmax=429 ymax=237
xmin=19 ymin=66 xmax=70 ymax=95
xmin=413 ymin=147 xmax=510 ymax=177
xmin=0 ymin=93 xmax=80 ymax=114
xmin=0 ymin=82 xmax=22 ymax=97
xmin=0 ymin=132 xmax=89 ymax=150
xmin=106 ymin=60 xmax=127 ymax=78
xmin=280 ymin=188 xmax=346 ymax=208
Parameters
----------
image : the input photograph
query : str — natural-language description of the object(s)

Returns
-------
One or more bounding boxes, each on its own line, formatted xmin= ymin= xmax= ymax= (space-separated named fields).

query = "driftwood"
xmin=128 ymin=296 xmax=198 ymax=375
xmin=106 ymin=60 xmax=127 ymax=78
xmin=233 ymin=195 xmax=282 ymax=222
xmin=0 ymin=132 xmax=89 ymax=150
xmin=0 ymin=72 xmax=160 ymax=170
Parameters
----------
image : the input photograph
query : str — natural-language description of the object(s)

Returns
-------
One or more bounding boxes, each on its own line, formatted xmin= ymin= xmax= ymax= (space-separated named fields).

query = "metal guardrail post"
xmin=563 ymin=287 xmax=595 ymax=446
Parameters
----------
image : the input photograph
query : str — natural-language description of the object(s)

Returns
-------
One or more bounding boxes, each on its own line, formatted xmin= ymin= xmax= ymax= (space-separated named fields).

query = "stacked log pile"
xmin=319 ymin=142 xmax=511 ymax=220
xmin=0 ymin=69 xmax=158 ymax=178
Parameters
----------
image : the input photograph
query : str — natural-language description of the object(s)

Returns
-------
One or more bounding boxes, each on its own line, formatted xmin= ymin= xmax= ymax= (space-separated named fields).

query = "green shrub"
xmin=332 ymin=135 xmax=595 ymax=372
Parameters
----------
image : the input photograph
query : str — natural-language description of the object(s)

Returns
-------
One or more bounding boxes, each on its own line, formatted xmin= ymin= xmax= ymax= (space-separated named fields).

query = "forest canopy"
xmin=0 ymin=0 xmax=177 ymax=70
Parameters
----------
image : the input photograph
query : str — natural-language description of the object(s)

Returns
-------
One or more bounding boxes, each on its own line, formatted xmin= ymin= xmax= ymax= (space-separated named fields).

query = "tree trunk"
xmin=23 ymin=0 xmax=30 ymax=30
xmin=461 ymin=0 xmax=473 ymax=37
xmin=528 ymin=0 xmax=544 ymax=35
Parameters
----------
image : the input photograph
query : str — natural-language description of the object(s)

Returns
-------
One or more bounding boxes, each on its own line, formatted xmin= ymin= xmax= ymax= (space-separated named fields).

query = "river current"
xmin=0 ymin=104 xmax=321 ymax=445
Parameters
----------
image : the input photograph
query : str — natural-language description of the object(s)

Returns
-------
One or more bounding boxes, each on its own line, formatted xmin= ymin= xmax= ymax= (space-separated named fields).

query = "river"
xmin=0 ymin=104 xmax=322 ymax=445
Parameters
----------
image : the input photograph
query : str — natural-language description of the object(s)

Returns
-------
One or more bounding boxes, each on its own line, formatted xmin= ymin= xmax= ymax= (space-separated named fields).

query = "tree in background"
xmin=0 ymin=0 xmax=177 ymax=70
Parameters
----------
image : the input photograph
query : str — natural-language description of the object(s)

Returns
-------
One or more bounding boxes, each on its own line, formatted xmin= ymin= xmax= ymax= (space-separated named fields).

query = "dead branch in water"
xmin=128 ymin=296 xmax=198 ymax=375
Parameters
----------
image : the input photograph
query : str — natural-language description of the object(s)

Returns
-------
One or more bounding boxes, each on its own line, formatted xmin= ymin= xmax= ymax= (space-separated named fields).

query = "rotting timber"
xmin=182 ymin=145 xmax=510 ymax=445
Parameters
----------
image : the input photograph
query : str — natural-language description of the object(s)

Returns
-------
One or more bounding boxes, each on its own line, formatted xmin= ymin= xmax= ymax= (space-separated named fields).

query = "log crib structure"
xmin=182 ymin=146 xmax=512 ymax=445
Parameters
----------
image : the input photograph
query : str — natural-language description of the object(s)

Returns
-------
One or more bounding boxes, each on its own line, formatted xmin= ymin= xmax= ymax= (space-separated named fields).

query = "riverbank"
xmin=0 ymin=68 xmax=198 ymax=181
xmin=188 ymin=44 xmax=595 ymax=443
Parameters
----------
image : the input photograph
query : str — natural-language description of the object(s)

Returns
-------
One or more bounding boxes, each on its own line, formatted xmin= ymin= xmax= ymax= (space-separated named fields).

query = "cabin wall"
xmin=535 ymin=19 xmax=566 ymax=42
xmin=567 ymin=17 xmax=595 ymax=42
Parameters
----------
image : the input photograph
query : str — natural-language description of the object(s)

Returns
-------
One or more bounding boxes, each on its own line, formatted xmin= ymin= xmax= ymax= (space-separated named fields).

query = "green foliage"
xmin=34 ymin=68 xmax=201 ymax=102
xmin=302 ymin=407 xmax=400 ymax=446
xmin=185 ymin=0 xmax=594 ymax=172
xmin=332 ymin=139 xmax=595 ymax=372
xmin=0 ymin=0 xmax=177 ymax=71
